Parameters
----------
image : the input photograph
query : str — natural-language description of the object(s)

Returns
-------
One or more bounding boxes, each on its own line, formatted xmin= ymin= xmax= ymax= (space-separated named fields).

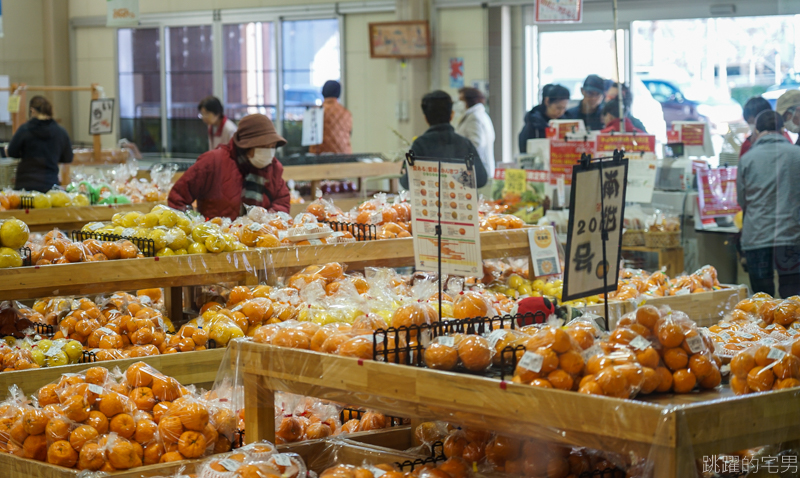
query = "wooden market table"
xmin=0 ymin=202 xmax=163 ymax=233
xmin=0 ymin=230 xmax=532 ymax=319
xmin=232 ymin=341 xmax=800 ymax=478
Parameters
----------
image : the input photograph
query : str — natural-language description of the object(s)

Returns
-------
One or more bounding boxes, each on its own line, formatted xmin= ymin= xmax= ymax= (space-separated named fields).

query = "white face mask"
xmin=786 ymin=111 xmax=800 ymax=134
xmin=453 ymin=100 xmax=467 ymax=116
xmin=249 ymin=148 xmax=275 ymax=169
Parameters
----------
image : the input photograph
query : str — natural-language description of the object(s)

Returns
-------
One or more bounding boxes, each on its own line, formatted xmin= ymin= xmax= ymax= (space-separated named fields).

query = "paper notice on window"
xmin=301 ymin=107 xmax=325 ymax=146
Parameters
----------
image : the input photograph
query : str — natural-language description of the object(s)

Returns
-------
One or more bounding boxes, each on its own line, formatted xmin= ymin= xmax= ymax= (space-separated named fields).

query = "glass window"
xmin=633 ymin=15 xmax=798 ymax=156
xmin=281 ymin=19 xmax=341 ymax=156
xmin=118 ymin=28 xmax=161 ymax=153
xmin=223 ymin=22 xmax=278 ymax=123
xmin=165 ymin=25 xmax=214 ymax=154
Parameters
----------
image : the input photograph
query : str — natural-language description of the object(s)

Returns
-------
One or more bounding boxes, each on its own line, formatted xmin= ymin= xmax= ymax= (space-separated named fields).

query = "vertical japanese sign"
xmin=697 ymin=167 xmax=741 ymax=219
xmin=301 ymin=107 xmax=324 ymax=146
xmin=563 ymin=159 xmax=628 ymax=301
xmin=535 ymin=0 xmax=583 ymax=23
xmin=549 ymin=139 xmax=594 ymax=185
xmin=106 ymin=0 xmax=139 ymax=27
xmin=89 ymin=99 xmax=115 ymax=135
xmin=408 ymin=159 xmax=482 ymax=276
xmin=449 ymin=58 xmax=464 ymax=88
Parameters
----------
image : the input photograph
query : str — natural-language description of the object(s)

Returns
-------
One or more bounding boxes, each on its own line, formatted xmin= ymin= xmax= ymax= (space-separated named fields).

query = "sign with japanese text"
xmin=548 ymin=119 xmax=586 ymax=139
xmin=697 ymin=167 xmax=741 ymax=219
xmin=535 ymin=0 xmax=583 ymax=23
xmin=595 ymin=134 xmax=656 ymax=153
xmin=563 ymin=159 xmax=628 ymax=301
xmin=301 ymin=107 xmax=324 ymax=146
xmin=408 ymin=159 xmax=482 ymax=276
xmin=550 ymin=139 xmax=594 ymax=186
xmin=678 ymin=123 xmax=705 ymax=146
xmin=528 ymin=226 xmax=562 ymax=277
xmin=106 ymin=0 xmax=139 ymax=27
xmin=89 ymin=99 xmax=115 ymax=135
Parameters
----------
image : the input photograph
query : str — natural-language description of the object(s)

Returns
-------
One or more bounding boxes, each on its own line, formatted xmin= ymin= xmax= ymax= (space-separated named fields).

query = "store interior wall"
xmin=72 ymin=27 xmax=118 ymax=149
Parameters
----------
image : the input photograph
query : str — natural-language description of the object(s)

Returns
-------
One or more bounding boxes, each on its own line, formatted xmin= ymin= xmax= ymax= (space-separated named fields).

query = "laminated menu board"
xmin=407 ymin=159 xmax=482 ymax=276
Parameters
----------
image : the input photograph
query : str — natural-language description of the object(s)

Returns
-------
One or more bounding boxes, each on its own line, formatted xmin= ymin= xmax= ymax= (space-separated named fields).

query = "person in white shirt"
xmin=455 ymin=88 xmax=496 ymax=183
xmin=198 ymin=96 xmax=237 ymax=151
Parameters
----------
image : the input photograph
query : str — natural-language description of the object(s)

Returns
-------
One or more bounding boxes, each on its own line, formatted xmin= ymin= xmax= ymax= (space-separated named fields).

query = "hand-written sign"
xmin=563 ymin=159 xmax=628 ymax=301
xmin=89 ymin=99 xmax=115 ymax=135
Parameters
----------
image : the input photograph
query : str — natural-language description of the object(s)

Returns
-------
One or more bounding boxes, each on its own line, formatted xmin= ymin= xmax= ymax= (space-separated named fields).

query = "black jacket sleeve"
xmin=59 ymin=128 xmax=74 ymax=164
xmin=6 ymin=125 xmax=28 ymax=159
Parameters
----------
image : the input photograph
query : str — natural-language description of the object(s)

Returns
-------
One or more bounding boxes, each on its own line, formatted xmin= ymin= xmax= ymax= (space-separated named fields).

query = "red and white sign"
xmin=697 ymin=167 xmax=741 ymax=219
xmin=678 ymin=123 xmax=705 ymax=146
xmin=535 ymin=0 xmax=583 ymax=23
xmin=550 ymin=139 xmax=595 ymax=186
xmin=595 ymin=134 xmax=656 ymax=154
xmin=494 ymin=169 xmax=549 ymax=183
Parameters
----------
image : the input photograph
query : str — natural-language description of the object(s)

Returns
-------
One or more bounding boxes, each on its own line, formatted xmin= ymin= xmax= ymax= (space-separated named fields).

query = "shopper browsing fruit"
xmin=198 ymin=96 xmax=237 ymax=151
xmin=737 ymin=110 xmax=800 ymax=298
xmin=399 ymin=90 xmax=488 ymax=190
xmin=5 ymin=96 xmax=73 ymax=192
xmin=168 ymin=114 xmax=291 ymax=220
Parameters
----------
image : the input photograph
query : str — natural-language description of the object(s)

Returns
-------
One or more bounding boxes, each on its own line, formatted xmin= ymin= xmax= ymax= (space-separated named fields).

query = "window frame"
xmin=115 ymin=9 xmax=344 ymax=155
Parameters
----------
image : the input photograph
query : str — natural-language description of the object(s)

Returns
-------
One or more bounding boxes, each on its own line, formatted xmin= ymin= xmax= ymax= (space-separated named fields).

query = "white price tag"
xmin=517 ymin=351 xmax=543 ymax=373
xmin=44 ymin=342 xmax=64 ymax=357
xmin=765 ymin=324 xmax=776 ymax=331
xmin=97 ymin=327 xmax=114 ymax=336
xmin=737 ymin=332 xmax=755 ymax=340
xmin=436 ymin=336 xmax=455 ymax=347
xmin=719 ymin=323 xmax=732 ymax=329
xmin=487 ymin=329 xmax=507 ymax=349
xmin=87 ymin=384 xmax=105 ymax=395
xmin=685 ymin=335 xmax=704 ymax=354
xmin=630 ymin=335 xmax=650 ymax=351
xmin=219 ymin=459 xmax=242 ymax=472
xmin=719 ymin=333 xmax=731 ymax=342
xmin=675 ymin=288 xmax=691 ymax=296
xmin=767 ymin=348 xmax=787 ymax=361
xmin=273 ymin=454 xmax=292 ymax=467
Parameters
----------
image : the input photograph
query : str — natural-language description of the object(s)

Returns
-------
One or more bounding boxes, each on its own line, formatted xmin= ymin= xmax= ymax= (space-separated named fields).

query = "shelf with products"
xmin=231 ymin=340 xmax=800 ymax=478
xmin=0 ymin=202 xmax=164 ymax=233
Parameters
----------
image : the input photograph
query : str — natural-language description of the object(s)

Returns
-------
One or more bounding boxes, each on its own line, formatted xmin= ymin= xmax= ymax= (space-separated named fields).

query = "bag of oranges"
xmin=729 ymin=341 xmax=800 ymax=395
xmin=511 ymin=324 xmax=585 ymax=391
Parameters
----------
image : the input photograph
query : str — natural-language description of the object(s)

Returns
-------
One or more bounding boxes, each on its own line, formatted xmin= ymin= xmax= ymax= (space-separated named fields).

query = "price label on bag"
xmin=219 ymin=459 xmax=242 ymax=472
xmin=630 ymin=335 xmax=650 ymax=351
xmin=517 ymin=351 xmax=543 ymax=373
xmin=685 ymin=335 xmax=704 ymax=354
xmin=436 ymin=336 xmax=455 ymax=347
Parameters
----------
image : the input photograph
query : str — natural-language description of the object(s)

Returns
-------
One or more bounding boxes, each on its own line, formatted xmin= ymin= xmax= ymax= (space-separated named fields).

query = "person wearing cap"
xmin=168 ymin=114 xmax=290 ymax=219
xmin=737 ymin=110 xmax=800 ymax=297
xmin=776 ymin=89 xmax=800 ymax=145
xmin=309 ymin=80 xmax=352 ymax=155
xmin=565 ymin=74 xmax=606 ymax=131
xmin=198 ymin=96 xmax=237 ymax=151
xmin=518 ymin=84 xmax=570 ymax=153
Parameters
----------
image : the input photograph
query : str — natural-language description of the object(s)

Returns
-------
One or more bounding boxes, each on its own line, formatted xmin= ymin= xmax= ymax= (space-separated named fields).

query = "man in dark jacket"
xmin=399 ymin=91 xmax=488 ymax=190
xmin=564 ymin=74 xmax=606 ymax=131
xmin=6 ymin=96 xmax=73 ymax=192
xmin=169 ymin=114 xmax=291 ymax=219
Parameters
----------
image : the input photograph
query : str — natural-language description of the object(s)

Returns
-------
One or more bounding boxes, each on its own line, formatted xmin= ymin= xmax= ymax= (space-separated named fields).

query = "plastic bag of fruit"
xmin=728 ymin=340 xmax=800 ymax=395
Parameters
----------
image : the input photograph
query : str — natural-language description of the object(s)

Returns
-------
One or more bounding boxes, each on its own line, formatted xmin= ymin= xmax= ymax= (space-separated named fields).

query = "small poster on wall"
xmin=535 ymin=0 xmax=583 ymax=24
xmin=449 ymin=58 xmax=464 ymax=88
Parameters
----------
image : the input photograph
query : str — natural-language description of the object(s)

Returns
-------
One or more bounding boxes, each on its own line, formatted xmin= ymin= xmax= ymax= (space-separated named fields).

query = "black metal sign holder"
xmin=405 ymin=151 xmax=476 ymax=317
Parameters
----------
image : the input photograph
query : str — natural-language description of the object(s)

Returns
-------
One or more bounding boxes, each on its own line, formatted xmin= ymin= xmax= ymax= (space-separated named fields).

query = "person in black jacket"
xmin=6 ymin=96 xmax=73 ymax=192
xmin=518 ymin=84 xmax=570 ymax=152
xmin=400 ymin=91 xmax=487 ymax=190
xmin=564 ymin=74 xmax=606 ymax=131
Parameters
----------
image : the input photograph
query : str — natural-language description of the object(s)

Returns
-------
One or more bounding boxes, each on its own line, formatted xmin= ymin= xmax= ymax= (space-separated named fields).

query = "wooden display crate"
xmin=0 ymin=348 xmax=225 ymax=400
xmin=0 ymin=423 xmax=416 ymax=477
xmin=0 ymin=202 xmax=164 ymax=233
xmin=232 ymin=341 xmax=800 ymax=478
xmin=644 ymin=284 xmax=748 ymax=327
xmin=621 ymin=246 xmax=684 ymax=278
xmin=580 ymin=284 xmax=747 ymax=328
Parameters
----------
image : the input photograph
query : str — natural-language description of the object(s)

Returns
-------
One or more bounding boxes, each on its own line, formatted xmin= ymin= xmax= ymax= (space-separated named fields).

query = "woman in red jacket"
xmin=168 ymin=114 xmax=291 ymax=219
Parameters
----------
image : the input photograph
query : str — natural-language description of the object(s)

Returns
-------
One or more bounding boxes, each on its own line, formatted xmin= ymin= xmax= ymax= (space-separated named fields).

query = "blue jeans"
xmin=744 ymin=246 xmax=800 ymax=298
